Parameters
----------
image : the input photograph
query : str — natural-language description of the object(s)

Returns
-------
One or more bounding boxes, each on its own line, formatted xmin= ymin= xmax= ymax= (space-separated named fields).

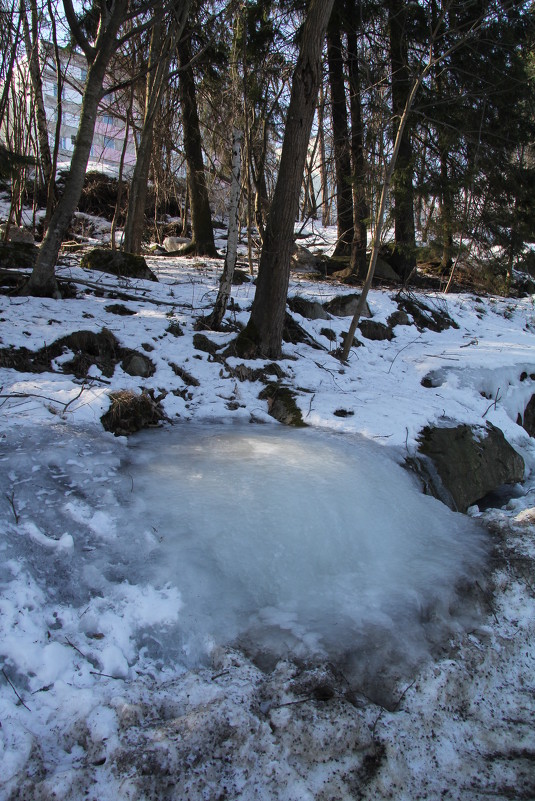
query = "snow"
xmin=1 ymin=213 xmax=535 ymax=799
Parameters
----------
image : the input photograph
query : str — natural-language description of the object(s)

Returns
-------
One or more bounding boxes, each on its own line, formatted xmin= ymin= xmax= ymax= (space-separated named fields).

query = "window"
xmin=80 ymin=68 xmax=87 ymax=81
xmin=103 ymin=136 xmax=115 ymax=150
xmin=59 ymin=136 xmax=67 ymax=150
xmin=102 ymin=114 xmax=115 ymax=126
xmin=71 ymin=135 xmax=76 ymax=146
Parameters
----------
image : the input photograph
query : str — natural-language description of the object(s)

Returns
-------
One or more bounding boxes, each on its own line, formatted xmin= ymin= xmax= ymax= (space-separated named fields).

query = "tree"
xmin=236 ymin=0 xmax=335 ymax=359
xmin=122 ymin=2 xmax=191 ymax=254
xmin=22 ymin=0 xmax=163 ymax=297
xmin=176 ymin=22 xmax=218 ymax=257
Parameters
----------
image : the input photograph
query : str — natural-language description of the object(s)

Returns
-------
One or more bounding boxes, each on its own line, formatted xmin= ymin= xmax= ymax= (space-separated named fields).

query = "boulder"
xmin=358 ymin=320 xmax=394 ymax=341
xmin=121 ymin=351 xmax=155 ymax=378
xmin=0 ymin=241 xmax=38 ymax=270
xmin=163 ymin=236 xmax=191 ymax=252
xmin=101 ymin=390 xmax=165 ymax=436
xmin=410 ymin=422 xmax=524 ymax=512
xmin=323 ymin=293 xmax=372 ymax=318
xmin=288 ymin=296 xmax=331 ymax=320
xmin=258 ymin=383 xmax=307 ymax=427
xmin=0 ymin=224 xmax=34 ymax=244
xmin=81 ymin=248 xmax=157 ymax=281
xmin=519 ymin=394 xmax=535 ymax=438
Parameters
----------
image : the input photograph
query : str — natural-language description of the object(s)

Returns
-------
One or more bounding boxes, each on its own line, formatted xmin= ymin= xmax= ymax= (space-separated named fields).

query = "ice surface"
xmin=123 ymin=423 xmax=488 ymax=678
xmin=0 ymin=422 xmax=488 ymax=693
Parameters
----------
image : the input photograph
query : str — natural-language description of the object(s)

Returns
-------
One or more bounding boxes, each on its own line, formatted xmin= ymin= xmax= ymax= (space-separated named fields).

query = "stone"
xmin=81 ymin=248 xmax=157 ymax=282
xmin=519 ymin=394 xmax=535 ymax=438
xmin=0 ymin=241 xmax=38 ymax=270
xmin=358 ymin=320 xmax=394 ymax=341
xmin=411 ymin=422 xmax=524 ymax=512
xmin=101 ymin=390 xmax=165 ymax=436
xmin=121 ymin=351 xmax=155 ymax=378
xmin=163 ymin=236 xmax=191 ymax=252
xmin=323 ymin=294 xmax=372 ymax=318
xmin=288 ymin=296 xmax=331 ymax=320
xmin=0 ymin=224 xmax=34 ymax=244
xmin=258 ymin=383 xmax=307 ymax=427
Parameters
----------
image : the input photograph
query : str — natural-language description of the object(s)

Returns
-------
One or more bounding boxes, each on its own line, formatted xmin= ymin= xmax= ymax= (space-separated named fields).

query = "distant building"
xmin=39 ymin=42 xmax=136 ymax=177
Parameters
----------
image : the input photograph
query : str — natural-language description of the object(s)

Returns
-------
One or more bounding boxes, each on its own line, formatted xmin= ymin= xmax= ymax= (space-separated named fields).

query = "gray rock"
xmin=163 ymin=236 xmax=191 ymax=252
xmin=0 ymin=224 xmax=34 ymax=244
xmin=358 ymin=320 xmax=394 ymax=341
xmin=121 ymin=351 xmax=155 ymax=378
xmin=81 ymin=248 xmax=158 ymax=282
xmin=323 ymin=293 xmax=372 ymax=318
xmin=519 ymin=394 xmax=535 ymax=438
xmin=410 ymin=422 xmax=524 ymax=512
xmin=288 ymin=296 xmax=331 ymax=320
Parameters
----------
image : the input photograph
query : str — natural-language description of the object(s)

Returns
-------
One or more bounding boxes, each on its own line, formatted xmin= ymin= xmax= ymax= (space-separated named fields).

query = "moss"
xmin=258 ymin=383 xmax=307 ymax=427
xmin=232 ymin=320 xmax=261 ymax=359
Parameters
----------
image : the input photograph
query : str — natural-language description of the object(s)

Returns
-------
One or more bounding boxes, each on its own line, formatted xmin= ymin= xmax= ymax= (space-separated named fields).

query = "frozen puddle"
xmin=1 ymin=423 xmax=488 ymax=696
xmin=125 ymin=424 xmax=489 ymax=682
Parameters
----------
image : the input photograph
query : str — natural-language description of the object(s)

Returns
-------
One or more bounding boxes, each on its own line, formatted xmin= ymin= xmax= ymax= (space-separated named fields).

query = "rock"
xmin=323 ymin=294 xmax=372 ymax=318
xmin=101 ymin=390 xmax=165 ymax=436
xmin=397 ymin=295 xmax=458 ymax=332
xmin=387 ymin=309 xmax=411 ymax=327
xmin=81 ymin=248 xmax=157 ymax=281
xmin=291 ymin=244 xmax=327 ymax=272
xmin=288 ymin=296 xmax=331 ymax=320
xmin=0 ymin=241 xmax=38 ymax=270
xmin=358 ymin=320 xmax=394 ymax=341
xmin=283 ymin=313 xmax=327 ymax=350
xmin=193 ymin=333 xmax=221 ymax=356
xmin=163 ymin=236 xmax=191 ymax=252
xmin=258 ymin=383 xmax=307 ymax=427
xmin=410 ymin=422 xmax=524 ymax=512
xmin=0 ymin=224 xmax=34 ymax=244
xmin=232 ymin=269 xmax=251 ymax=285
xmin=519 ymin=394 xmax=535 ymax=437
xmin=121 ymin=351 xmax=155 ymax=378
xmin=374 ymin=256 xmax=401 ymax=282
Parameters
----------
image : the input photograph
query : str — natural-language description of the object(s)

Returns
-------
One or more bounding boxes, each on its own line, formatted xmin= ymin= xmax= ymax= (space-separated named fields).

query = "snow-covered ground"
xmin=1 ymin=224 xmax=535 ymax=800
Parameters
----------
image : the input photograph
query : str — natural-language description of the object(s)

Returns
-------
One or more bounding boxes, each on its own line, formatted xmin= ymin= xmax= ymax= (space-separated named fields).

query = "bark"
xmin=123 ymin=18 xmax=169 ymax=254
xmin=346 ymin=0 xmax=368 ymax=278
xmin=237 ymin=0 xmax=335 ymax=359
xmin=206 ymin=129 xmax=242 ymax=329
xmin=177 ymin=31 xmax=217 ymax=257
xmin=20 ymin=0 xmax=53 ymax=197
xmin=341 ymin=41 xmax=437 ymax=362
xmin=327 ymin=18 xmax=353 ymax=257
xmin=388 ymin=0 xmax=416 ymax=281
xmin=23 ymin=0 xmax=129 ymax=297
xmin=317 ymin=82 xmax=330 ymax=227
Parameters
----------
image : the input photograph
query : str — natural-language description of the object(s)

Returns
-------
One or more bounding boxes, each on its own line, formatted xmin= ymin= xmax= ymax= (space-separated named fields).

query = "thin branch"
xmin=2 ymin=668 xmax=31 ymax=711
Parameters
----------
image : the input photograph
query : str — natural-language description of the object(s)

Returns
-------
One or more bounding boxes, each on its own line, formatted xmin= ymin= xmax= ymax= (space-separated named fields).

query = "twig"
xmin=2 ymin=668 xmax=31 ymax=711
xmin=387 ymin=336 xmax=422 ymax=374
xmin=5 ymin=491 xmax=19 ymax=524
xmin=476 ymin=581 xmax=499 ymax=624
xmin=89 ymin=670 xmax=124 ymax=680
xmin=64 ymin=636 xmax=86 ymax=658
xmin=482 ymin=389 xmax=501 ymax=418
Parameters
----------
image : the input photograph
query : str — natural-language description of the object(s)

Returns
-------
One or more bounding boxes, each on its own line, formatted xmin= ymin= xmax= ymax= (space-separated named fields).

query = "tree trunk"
xmin=23 ymin=0 xmax=128 ymax=297
xmin=388 ymin=0 xmax=416 ymax=281
xmin=20 ymin=0 xmax=54 ymax=202
xmin=177 ymin=31 xmax=217 ymax=257
xmin=236 ymin=0 xmax=335 ymax=359
xmin=327 ymin=18 xmax=353 ymax=258
xmin=206 ymin=129 xmax=242 ymax=329
xmin=346 ymin=1 xmax=368 ymax=278
xmin=317 ymin=82 xmax=331 ymax=227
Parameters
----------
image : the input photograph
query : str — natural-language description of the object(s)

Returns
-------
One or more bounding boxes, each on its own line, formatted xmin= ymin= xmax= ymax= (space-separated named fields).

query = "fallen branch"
xmin=2 ymin=668 xmax=31 ymax=711
xmin=5 ymin=491 xmax=19 ymax=524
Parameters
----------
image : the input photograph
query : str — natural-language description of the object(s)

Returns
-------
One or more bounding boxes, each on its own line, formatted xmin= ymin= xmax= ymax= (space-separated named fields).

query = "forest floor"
xmin=0 ymin=215 xmax=535 ymax=800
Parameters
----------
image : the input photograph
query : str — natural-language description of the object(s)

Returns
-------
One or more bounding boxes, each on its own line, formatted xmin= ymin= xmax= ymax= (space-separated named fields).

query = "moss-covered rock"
xmin=101 ymin=390 xmax=165 ymax=436
xmin=258 ymin=383 xmax=307 ymax=427
xmin=81 ymin=248 xmax=158 ymax=282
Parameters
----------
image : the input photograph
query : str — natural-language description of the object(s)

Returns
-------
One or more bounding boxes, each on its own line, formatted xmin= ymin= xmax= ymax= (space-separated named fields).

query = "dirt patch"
xmin=101 ymin=389 xmax=166 ymax=436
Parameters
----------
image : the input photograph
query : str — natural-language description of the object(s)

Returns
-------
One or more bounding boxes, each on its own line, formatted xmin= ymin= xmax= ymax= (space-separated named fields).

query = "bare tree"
xmin=235 ymin=0 xmax=335 ymax=359
xmin=22 ymin=0 xmax=165 ymax=297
